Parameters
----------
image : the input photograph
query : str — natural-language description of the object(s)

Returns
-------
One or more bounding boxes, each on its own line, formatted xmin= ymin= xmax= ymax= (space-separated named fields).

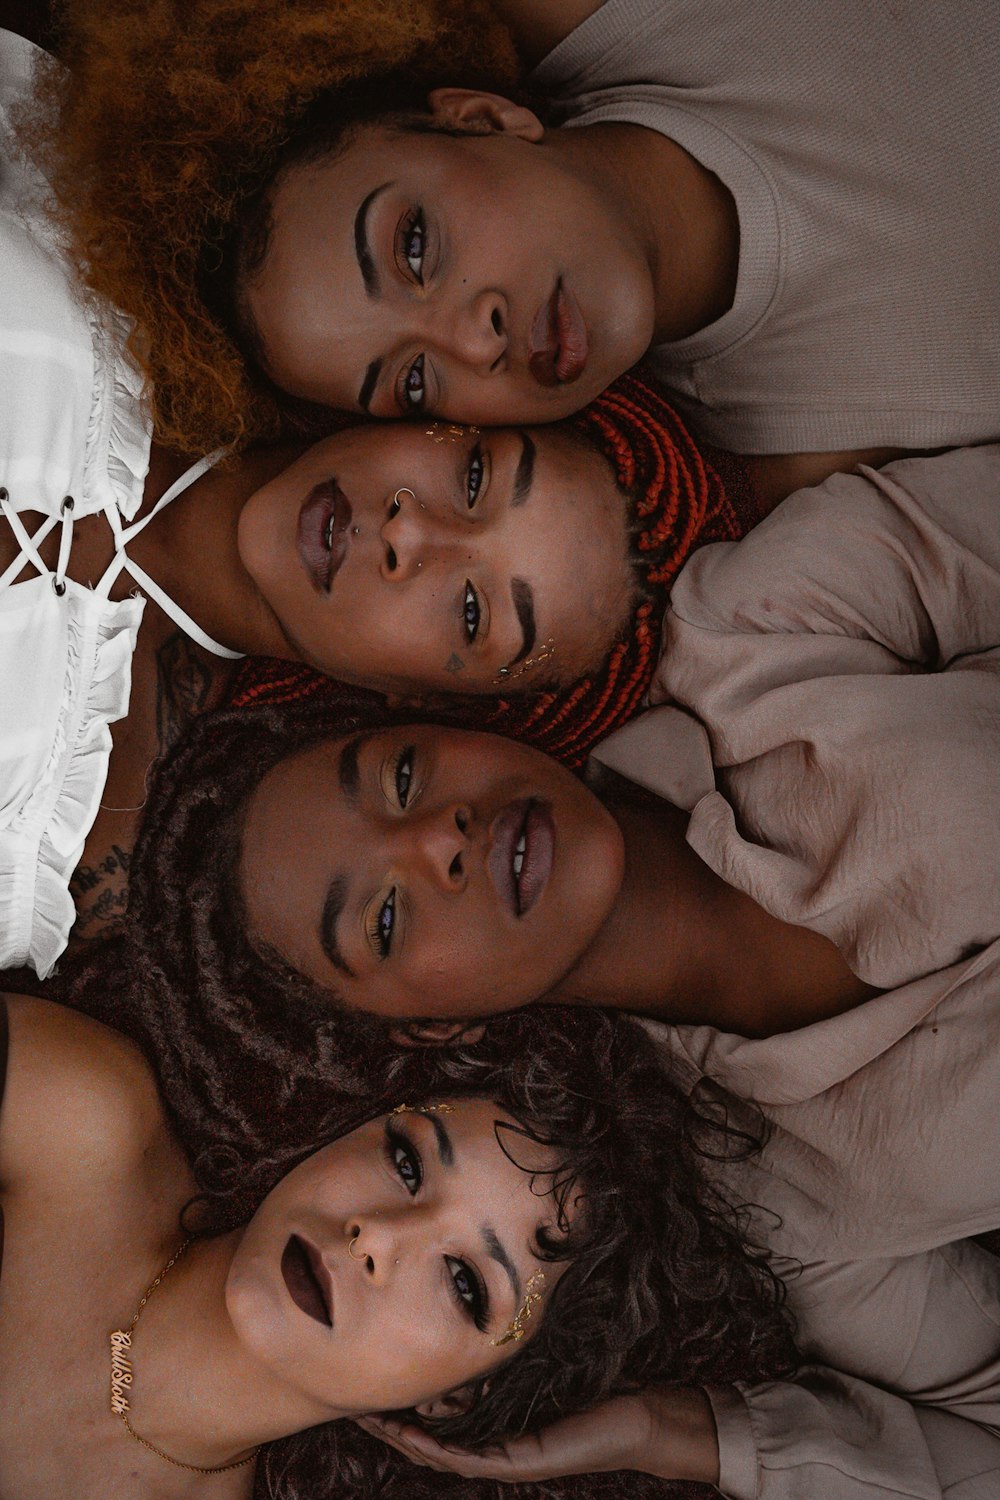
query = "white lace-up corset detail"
xmin=0 ymin=454 xmax=239 ymax=977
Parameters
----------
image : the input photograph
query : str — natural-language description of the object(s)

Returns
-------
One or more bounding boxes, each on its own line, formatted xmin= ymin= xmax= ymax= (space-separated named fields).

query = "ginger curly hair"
xmin=21 ymin=0 xmax=518 ymax=452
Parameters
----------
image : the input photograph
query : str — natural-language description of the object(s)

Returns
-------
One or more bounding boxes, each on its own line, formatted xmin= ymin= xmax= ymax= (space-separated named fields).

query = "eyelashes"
xmin=385 ymin=1118 xmax=422 ymax=1193
xmin=462 ymin=581 xmax=482 ymax=644
xmin=395 ymin=745 xmax=414 ymax=808
xmin=445 ymin=1254 xmax=489 ymax=1333
xmin=466 ymin=444 xmax=484 ymax=508
xmin=369 ymin=887 xmax=396 ymax=959
xmin=400 ymin=206 xmax=426 ymax=284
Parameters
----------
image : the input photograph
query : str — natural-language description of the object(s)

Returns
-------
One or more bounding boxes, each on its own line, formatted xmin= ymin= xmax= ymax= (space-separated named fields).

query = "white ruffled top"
xmin=1 ymin=28 xmax=237 ymax=976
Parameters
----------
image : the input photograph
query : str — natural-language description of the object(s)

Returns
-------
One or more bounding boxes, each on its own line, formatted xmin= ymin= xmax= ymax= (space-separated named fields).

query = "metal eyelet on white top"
xmin=0 ymin=486 xmax=8 ymax=501
xmin=60 ymin=495 xmax=75 ymax=514
xmin=52 ymin=578 xmax=67 ymax=596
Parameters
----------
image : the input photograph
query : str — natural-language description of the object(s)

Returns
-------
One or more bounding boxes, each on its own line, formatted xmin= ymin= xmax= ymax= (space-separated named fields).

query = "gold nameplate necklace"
xmin=109 ymin=1237 xmax=259 ymax=1475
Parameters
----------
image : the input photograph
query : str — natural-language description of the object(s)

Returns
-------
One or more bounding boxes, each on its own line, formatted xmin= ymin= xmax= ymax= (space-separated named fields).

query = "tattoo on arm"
xmin=155 ymin=631 xmax=218 ymax=756
xmin=68 ymin=844 xmax=132 ymax=939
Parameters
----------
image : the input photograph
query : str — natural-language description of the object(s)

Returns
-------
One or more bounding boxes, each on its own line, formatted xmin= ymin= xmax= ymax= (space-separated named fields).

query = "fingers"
xmin=353 ymin=1416 xmax=524 ymax=1480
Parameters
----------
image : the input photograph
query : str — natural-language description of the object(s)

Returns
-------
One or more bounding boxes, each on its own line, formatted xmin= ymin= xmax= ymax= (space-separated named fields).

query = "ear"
xmin=389 ymin=1020 xmax=487 ymax=1048
xmin=412 ymin=1379 xmax=485 ymax=1420
xmin=426 ymin=87 xmax=545 ymax=142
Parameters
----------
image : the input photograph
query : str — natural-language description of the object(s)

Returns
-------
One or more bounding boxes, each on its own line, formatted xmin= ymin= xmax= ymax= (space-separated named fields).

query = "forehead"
xmin=246 ymin=124 xmax=504 ymax=388
xmin=257 ymin=121 xmax=480 ymax=298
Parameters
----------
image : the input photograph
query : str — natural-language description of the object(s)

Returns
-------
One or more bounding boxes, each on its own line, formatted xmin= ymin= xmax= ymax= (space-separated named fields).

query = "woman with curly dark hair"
xmin=0 ymin=991 xmax=798 ymax=1498
xmin=51 ymin=898 xmax=1000 ymax=1497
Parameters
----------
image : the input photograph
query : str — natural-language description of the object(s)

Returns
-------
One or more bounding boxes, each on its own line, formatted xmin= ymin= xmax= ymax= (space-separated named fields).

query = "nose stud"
xmin=348 ymin=1234 xmax=365 ymax=1261
xmin=352 ymin=525 xmax=360 ymax=536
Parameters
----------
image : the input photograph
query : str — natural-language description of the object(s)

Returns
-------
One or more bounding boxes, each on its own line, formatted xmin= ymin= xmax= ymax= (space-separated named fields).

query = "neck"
xmin=550 ymin=121 xmax=739 ymax=342
xmin=121 ymin=1232 xmax=338 ymax=1471
xmin=550 ymin=788 xmax=876 ymax=1035
xmin=126 ymin=442 xmax=306 ymax=658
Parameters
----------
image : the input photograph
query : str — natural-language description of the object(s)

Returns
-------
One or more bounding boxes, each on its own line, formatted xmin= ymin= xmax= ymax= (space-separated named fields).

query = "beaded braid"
xmin=228 ymin=369 xmax=759 ymax=767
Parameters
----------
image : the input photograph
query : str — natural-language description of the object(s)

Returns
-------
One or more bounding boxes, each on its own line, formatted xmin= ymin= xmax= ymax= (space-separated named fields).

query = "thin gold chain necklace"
xmin=109 ymin=1237 xmax=259 ymax=1476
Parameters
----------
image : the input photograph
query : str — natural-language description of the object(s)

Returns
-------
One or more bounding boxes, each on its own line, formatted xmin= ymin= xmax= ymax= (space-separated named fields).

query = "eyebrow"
xmin=511 ymin=432 xmax=536 ymax=508
xmin=316 ymin=734 xmax=373 ymax=975
xmin=319 ymin=875 xmax=356 ymax=978
xmin=510 ymin=577 xmax=536 ymax=665
xmin=338 ymin=732 xmax=366 ymax=805
xmin=427 ymin=1111 xmax=456 ymax=1168
xmin=358 ymin=356 xmax=384 ymax=414
xmin=481 ymin=1223 xmax=522 ymax=1304
xmin=354 ymin=180 xmax=393 ymax=298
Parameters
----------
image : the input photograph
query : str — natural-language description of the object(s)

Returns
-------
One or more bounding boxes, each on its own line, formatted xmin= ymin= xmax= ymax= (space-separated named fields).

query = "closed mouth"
xmin=488 ymin=798 xmax=555 ymax=916
xmin=281 ymin=1234 xmax=334 ymax=1327
xmin=528 ymin=278 xmax=589 ymax=387
xmin=297 ymin=479 xmax=352 ymax=593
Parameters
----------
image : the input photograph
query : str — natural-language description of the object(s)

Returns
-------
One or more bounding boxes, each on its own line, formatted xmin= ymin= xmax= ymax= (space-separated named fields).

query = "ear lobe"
xmin=389 ymin=1020 xmax=487 ymax=1048
xmin=412 ymin=1379 xmax=485 ymax=1420
xmin=426 ymin=87 xmax=545 ymax=142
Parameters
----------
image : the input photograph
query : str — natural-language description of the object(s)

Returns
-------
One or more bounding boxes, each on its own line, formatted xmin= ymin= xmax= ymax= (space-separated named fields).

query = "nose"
xmin=397 ymin=802 xmax=475 ymax=890
xmin=347 ymin=1215 xmax=403 ymax=1283
xmin=444 ymin=287 xmax=508 ymax=373
xmin=380 ymin=487 xmax=471 ymax=580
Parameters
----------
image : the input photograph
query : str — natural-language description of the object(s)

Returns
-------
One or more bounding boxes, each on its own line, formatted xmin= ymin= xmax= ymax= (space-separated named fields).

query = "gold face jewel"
xmin=491 ymin=1271 xmax=546 ymax=1347
xmin=494 ymin=638 xmax=556 ymax=684
xmin=108 ymin=1239 xmax=258 ymax=1475
xmin=424 ymin=423 xmax=480 ymax=444
xmin=390 ymin=1102 xmax=456 ymax=1116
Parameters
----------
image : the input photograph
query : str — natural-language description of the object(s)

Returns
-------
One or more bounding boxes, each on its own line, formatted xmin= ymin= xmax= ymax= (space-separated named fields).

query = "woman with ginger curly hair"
xmin=21 ymin=0 xmax=999 ymax=504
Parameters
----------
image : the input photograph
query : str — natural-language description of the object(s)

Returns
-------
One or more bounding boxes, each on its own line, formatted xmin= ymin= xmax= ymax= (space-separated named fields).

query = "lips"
xmin=528 ymin=278 xmax=589 ymax=387
xmin=488 ymin=799 xmax=555 ymax=917
xmin=297 ymin=479 xmax=352 ymax=593
xmin=281 ymin=1234 xmax=334 ymax=1328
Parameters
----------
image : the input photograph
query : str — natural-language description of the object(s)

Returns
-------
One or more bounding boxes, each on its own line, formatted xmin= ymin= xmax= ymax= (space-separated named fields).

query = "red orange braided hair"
xmin=229 ymin=369 xmax=760 ymax=767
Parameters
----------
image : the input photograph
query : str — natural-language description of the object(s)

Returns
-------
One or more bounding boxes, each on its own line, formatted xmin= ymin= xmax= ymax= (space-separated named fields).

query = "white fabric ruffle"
xmin=0 ymin=583 xmax=144 ymax=975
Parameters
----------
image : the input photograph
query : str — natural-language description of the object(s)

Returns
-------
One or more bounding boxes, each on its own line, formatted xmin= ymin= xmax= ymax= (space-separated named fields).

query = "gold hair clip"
xmin=425 ymin=423 xmax=480 ymax=444
xmin=494 ymin=639 xmax=556 ymax=684
xmin=491 ymin=1271 xmax=546 ymax=1347
xmin=391 ymin=1103 xmax=456 ymax=1116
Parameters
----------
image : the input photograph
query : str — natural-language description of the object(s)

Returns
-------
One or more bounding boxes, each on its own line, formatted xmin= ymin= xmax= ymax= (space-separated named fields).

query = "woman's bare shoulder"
xmin=0 ymin=994 xmax=166 ymax=1192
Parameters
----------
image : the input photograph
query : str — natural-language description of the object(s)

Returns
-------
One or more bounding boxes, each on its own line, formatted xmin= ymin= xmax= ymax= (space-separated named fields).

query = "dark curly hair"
xmin=20 ymin=0 xmax=519 ymax=452
xmin=63 ymin=937 xmax=797 ymax=1500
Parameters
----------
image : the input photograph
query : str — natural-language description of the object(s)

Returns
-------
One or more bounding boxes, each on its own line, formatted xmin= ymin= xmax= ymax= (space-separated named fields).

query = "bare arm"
xmin=361 ymin=1369 xmax=999 ymax=1497
xmin=488 ymin=0 xmax=606 ymax=67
